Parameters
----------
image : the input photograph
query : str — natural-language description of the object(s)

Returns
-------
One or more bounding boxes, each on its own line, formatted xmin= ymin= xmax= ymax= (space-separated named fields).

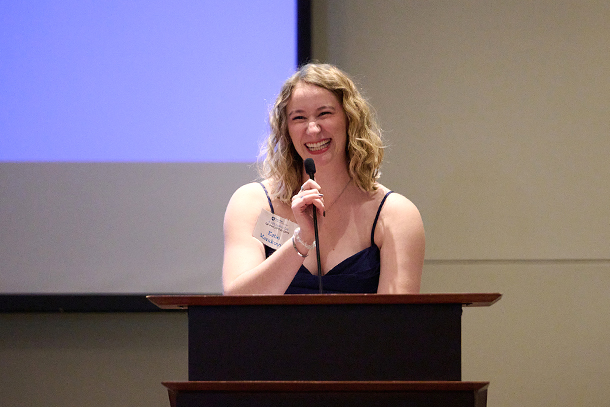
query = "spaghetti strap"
xmin=371 ymin=191 xmax=393 ymax=246
xmin=259 ymin=182 xmax=275 ymax=214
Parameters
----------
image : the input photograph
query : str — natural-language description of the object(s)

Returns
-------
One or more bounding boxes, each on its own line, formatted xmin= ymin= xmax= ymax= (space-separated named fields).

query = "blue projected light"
xmin=0 ymin=0 xmax=297 ymax=162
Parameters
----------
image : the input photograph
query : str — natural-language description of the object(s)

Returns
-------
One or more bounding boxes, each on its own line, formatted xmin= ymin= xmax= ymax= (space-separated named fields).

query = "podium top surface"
xmin=162 ymin=380 xmax=490 ymax=392
xmin=147 ymin=293 xmax=501 ymax=310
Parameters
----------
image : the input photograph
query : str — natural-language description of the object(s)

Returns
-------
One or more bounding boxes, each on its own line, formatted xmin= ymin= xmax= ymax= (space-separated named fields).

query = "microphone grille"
xmin=304 ymin=158 xmax=316 ymax=176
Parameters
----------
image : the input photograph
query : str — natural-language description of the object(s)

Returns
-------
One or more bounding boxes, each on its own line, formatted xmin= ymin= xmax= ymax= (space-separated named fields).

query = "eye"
xmin=291 ymin=115 xmax=306 ymax=121
xmin=319 ymin=111 xmax=332 ymax=117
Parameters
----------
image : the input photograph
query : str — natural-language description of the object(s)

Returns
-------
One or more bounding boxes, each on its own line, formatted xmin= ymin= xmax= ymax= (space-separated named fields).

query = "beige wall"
xmin=1 ymin=312 xmax=188 ymax=407
xmin=313 ymin=0 xmax=610 ymax=406
xmin=314 ymin=0 xmax=610 ymax=260
xmin=1 ymin=1 xmax=608 ymax=406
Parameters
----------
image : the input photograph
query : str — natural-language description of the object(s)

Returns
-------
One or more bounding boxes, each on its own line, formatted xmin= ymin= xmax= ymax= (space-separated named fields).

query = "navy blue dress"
xmin=260 ymin=183 xmax=393 ymax=294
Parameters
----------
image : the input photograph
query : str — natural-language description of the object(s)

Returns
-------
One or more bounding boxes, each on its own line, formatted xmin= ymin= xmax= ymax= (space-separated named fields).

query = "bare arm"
xmin=222 ymin=182 xmax=322 ymax=295
xmin=375 ymin=193 xmax=425 ymax=294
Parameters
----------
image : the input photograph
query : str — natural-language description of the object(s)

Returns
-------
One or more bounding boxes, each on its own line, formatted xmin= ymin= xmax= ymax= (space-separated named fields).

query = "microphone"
xmin=304 ymin=158 xmax=323 ymax=293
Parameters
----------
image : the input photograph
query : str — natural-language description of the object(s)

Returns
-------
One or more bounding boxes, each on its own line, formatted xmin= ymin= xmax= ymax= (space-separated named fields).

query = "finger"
xmin=300 ymin=179 xmax=321 ymax=192
xmin=291 ymin=191 xmax=319 ymax=204
xmin=291 ymin=193 xmax=324 ymax=215
xmin=298 ymin=191 xmax=324 ymax=205
xmin=297 ymin=195 xmax=325 ymax=217
xmin=311 ymin=196 xmax=325 ymax=214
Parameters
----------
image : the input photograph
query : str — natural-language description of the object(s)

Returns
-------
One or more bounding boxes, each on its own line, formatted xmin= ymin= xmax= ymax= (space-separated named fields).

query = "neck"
xmin=302 ymin=160 xmax=351 ymax=189
xmin=302 ymin=161 xmax=353 ymax=209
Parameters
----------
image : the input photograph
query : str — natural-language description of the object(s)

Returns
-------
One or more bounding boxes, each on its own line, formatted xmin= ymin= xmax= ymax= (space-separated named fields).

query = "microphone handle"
xmin=304 ymin=158 xmax=323 ymax=293
xmin=312 ymin=207 xmax=323 ymax=293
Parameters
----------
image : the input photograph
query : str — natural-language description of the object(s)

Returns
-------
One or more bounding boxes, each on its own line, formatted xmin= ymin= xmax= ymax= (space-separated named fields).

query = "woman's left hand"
xmin=290 ymin=179 xmax=324 ymax=244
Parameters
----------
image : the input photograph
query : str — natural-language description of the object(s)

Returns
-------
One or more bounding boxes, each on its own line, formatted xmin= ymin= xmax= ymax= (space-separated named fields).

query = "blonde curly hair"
xmin=259 ymin=63 xmax=384 ymax=204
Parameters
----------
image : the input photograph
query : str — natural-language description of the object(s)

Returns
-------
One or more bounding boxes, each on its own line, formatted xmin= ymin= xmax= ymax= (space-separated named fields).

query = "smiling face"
xmin=286 ymin=82 xmax=348 ymax=170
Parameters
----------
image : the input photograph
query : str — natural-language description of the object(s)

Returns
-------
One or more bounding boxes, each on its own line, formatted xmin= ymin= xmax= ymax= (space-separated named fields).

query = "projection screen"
xmin=0 ymin=0 xmax=310 ymax=310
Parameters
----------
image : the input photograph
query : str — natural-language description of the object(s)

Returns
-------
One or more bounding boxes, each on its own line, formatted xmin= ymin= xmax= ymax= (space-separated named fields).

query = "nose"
xmin=306 ymin=121 xmax=320 ymax=135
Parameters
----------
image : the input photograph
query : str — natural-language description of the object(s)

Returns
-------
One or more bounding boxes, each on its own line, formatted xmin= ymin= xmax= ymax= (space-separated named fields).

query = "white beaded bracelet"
xmin=292 ymin=235 xmax=308 ymax=258
xmin=294 ymin=227 xmax=315 ymax=250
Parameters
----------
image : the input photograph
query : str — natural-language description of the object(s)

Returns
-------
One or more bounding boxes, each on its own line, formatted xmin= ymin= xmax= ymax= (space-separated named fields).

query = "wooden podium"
xmin=148 ymin=293 xmax=501 ymax=406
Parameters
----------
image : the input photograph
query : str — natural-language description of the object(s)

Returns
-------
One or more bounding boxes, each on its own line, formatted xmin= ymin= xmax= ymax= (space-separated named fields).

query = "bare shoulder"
xmin=225 ymin=181 xmax=270 ymax=226
xmin=373 ymin=185 xmax=424 ymax=244
xmin=374 ymin=184 xmax=421 ymax=217
xmin=383 ymin=191 xmax=421 ymax=220
xmin=229 ymin=181 xmax=268 ymax=205
xmin=374 ymin=185 xmax=425 ymax=293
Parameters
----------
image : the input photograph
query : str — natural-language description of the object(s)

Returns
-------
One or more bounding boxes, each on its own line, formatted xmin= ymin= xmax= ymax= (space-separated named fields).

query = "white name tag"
xmin=252 ymin=209 xmax=297 ymax=251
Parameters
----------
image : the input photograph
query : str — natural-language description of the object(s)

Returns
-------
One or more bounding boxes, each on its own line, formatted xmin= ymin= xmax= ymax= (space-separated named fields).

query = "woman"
xmin=222 ymin=63 xmax=424 ymax=294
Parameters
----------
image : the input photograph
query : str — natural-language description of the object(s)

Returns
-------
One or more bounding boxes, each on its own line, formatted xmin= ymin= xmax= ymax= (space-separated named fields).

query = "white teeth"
xmin=306 ymin=140 xmax=330 ymax=151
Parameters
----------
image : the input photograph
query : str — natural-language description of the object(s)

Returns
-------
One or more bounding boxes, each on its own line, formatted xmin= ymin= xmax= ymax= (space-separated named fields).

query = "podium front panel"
xmin=166 ymin=381 xmax=489 ymax=407
xmin=172 ymin=387 xmax=485 ymax=407
xmin=188 ymin=303 xmax=462 ymax=381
